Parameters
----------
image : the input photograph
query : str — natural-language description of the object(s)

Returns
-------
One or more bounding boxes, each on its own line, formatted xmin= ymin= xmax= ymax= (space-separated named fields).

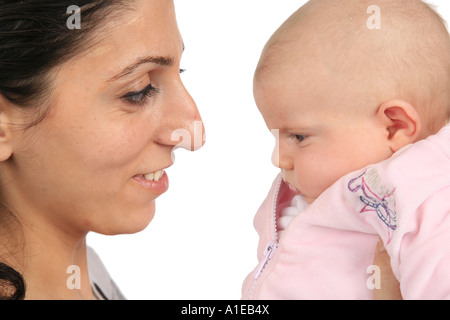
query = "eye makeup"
xmin=119 ymin=69 xmax=185 ymax=107
xmin=121 ymin=84 xmax=160 ymax=106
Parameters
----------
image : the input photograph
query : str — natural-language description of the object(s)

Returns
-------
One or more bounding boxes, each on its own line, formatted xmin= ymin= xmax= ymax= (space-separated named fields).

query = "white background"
xmin=87 ymin=0 xmax=450 ymax=300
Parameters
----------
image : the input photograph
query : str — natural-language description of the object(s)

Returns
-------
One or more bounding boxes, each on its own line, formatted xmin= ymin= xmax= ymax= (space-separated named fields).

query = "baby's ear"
xmin=376 ymin=99 xmax=422 ymax=153
xmin=0 ymin=95 xmax=15 ymax=162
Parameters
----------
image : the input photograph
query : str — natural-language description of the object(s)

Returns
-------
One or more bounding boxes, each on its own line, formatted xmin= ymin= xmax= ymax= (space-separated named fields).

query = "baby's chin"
xmin=302 ymin=195 xmax=316 ymax=205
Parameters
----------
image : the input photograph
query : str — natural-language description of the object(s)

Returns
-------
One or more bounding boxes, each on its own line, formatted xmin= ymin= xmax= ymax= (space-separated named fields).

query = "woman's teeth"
xmin=144 ymin=170 xmax=164 ymax=182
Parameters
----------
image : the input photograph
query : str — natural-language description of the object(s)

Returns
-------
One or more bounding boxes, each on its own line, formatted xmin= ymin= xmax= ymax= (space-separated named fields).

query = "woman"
xmin=0 ymin=0 xmax=203 ymax=299
xmin=0 ymin=0 xmax=400 ymax=300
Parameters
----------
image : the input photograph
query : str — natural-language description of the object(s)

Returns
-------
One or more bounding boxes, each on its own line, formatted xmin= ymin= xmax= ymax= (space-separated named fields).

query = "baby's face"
xmin=254 ymin=56 xmax=394 ymax=204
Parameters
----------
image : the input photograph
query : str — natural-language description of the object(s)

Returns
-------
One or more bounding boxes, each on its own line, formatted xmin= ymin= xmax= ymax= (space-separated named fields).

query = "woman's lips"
xmin=133 ymin=170 xmax=169 ymax=194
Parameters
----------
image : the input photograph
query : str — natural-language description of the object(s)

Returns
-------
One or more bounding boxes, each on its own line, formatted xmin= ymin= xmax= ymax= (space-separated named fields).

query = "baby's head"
xmin=254 ymin=0 xmax=450 ymax=204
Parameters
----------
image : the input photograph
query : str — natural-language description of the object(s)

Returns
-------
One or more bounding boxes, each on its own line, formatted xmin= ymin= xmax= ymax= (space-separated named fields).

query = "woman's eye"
xmin=292 ymin=134 xmax=308 ymax=143
xmin=121 ymin=84 xmax=159 ymax=106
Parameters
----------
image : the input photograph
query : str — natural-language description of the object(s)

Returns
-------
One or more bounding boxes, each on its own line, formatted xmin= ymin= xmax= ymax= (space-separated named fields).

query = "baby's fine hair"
xmin=260 ymin=0 xmax=450 ymax=132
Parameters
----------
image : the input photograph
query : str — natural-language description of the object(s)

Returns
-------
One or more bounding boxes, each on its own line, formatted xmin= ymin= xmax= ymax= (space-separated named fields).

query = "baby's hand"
xmin=373 ymin=238 xmax=402 ymax=300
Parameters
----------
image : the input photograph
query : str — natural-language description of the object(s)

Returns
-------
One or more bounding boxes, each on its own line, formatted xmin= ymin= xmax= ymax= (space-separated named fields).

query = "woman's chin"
xmin=91 ymin=202 xmax=156 ymax=236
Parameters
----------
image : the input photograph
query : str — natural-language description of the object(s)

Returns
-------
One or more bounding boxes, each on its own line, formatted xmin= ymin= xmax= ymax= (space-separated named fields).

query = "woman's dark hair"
xmin=0 ymin=0 xmax=130 ymax=300
xmin=0 ymin=262 xmax=25 ymax=300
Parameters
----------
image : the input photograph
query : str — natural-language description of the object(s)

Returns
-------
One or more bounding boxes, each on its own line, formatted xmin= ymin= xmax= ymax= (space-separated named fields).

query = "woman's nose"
xmin=160 ymin=82 xmax=206 ymax=152
xmin=171 ymin=117 xmax=205 ymax=152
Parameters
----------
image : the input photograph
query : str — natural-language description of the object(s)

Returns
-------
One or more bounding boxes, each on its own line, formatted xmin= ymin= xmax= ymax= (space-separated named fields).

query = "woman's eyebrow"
xmin=107 ymin=56 xmax=174 ymax=82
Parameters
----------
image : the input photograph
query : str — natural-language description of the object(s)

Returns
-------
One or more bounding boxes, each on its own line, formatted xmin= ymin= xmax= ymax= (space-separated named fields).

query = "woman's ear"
xmin=376 ymin=99 xmax=422 ymax=153
xmin=0 ymin=95 xmax=15 ymax=162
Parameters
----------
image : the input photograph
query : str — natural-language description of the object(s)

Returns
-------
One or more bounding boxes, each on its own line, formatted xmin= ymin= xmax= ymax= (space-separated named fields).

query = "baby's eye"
xmin=291 ymin=134 xmax=308 ymax=143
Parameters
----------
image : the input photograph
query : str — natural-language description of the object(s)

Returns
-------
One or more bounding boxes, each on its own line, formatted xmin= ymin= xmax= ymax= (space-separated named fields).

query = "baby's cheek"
xmin=307 ymin=160 xmax=352 ymax=197
xmin=293 ymin=168 xmax=328 ymax=201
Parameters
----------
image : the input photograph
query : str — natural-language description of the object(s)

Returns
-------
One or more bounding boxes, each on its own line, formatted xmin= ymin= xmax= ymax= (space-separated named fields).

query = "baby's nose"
xmin=272 ymin=136 xmax=293 ymax=170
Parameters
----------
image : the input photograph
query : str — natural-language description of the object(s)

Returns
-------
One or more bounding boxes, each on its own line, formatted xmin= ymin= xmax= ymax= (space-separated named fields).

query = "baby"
xmin=242 ymin=0 xmax=450 ymax=299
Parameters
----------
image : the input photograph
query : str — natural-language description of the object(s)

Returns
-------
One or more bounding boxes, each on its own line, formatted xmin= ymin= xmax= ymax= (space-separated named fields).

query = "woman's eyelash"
xmin=121 ymin=70 xmax=185 ymax=107
xmin=121 ymin=84 xmax=159 ymax=106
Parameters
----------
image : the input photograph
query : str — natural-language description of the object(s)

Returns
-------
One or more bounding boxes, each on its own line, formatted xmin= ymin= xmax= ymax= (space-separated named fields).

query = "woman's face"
xmin=5 ymin=0 xmax=203 ymax=236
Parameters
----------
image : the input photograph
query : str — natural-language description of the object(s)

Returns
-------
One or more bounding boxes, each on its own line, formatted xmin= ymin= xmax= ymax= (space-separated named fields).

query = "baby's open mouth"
xmin=282 ymin=177 xmax=301 ymax=194
xmin=287 ymin=183 xmax=300 ymax=194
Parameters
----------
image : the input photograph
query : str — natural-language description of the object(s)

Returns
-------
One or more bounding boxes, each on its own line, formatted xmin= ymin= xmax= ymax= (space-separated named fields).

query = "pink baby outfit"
xmin=242 ymin=124 xmax=450 ymax=300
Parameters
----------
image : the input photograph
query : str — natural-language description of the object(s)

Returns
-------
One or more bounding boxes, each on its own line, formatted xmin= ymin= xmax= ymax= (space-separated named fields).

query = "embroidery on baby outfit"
xmin=348 ymin=169 xmax=397 ymax=244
